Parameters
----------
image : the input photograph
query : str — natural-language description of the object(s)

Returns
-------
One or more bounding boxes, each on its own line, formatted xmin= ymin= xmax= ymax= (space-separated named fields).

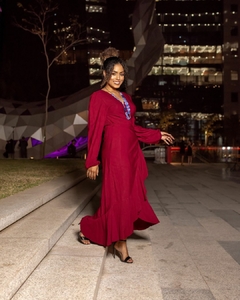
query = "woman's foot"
xmin=113 ymin=240 xmax=133 ymax=263
xmin=78 ymin=231 xmax=91 ymax=245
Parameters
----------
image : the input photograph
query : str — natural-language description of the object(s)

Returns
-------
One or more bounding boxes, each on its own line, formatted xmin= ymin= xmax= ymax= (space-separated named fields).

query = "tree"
xmin=202 ymin=114 xmax=223 ymax=146
xmin=14 ymin=0 xmax=85 ymax=158
xmin=156 ymin=109 xmax=176 ymax=132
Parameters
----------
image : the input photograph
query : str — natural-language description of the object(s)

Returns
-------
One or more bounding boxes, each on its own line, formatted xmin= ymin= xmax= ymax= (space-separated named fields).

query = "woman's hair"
xmin=100 ymin=47 xmax=119 ymax=64
xmin=100 ymin=48 xmax=128 ymax=90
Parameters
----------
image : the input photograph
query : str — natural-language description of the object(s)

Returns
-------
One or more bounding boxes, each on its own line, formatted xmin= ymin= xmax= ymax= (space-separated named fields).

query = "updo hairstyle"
xmin=100 ymin=47 xmax=120 ymax=64
xmin=100 ymin=48 xmax=128 ymax=90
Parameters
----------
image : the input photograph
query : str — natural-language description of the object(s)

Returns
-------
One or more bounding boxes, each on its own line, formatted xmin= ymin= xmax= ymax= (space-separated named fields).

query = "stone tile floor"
xmin=11 ymin=163 xmax=240 ymax=299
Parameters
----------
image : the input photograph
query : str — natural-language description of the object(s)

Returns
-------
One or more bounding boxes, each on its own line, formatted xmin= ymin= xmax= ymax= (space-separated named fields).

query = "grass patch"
xmin=0 ymin=159 xmax=85 ymax=199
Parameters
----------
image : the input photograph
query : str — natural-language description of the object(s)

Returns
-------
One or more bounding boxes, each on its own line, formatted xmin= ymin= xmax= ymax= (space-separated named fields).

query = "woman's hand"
xmin=161 ymin=131 xmax=175 ymax=146
xmin=86 ymin=165 xmax=99 ymax=180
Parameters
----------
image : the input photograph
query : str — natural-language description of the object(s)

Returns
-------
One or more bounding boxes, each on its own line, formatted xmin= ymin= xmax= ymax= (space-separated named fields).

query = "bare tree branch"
xmin=14 ymin=0 xmax=85 ymax=158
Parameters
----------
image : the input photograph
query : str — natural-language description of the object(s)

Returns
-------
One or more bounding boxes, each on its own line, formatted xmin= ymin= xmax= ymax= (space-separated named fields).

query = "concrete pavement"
xmin=2 ymin=162 xmax=240 ymax=299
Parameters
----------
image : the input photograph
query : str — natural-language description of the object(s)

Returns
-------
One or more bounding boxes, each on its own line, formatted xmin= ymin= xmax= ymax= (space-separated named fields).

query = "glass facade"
xmin=85 ymin=1 xmax=110 ymax=84
xmin=223 ymin=0 xmax=240 ymax=128
xmin=130 ymin=0 xmax=226 ymax=144
xmin=133 ymin=0 xmax=223 ymax=123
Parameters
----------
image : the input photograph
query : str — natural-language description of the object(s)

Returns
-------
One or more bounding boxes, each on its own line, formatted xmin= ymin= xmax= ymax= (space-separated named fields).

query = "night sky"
xmin=0 ymin=0 xmax=134 ymax=102
xmin=0 ymin=0 xmax=51 ymax=101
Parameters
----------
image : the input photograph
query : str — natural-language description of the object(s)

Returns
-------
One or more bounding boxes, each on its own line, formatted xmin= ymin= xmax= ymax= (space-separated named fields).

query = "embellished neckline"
xmin=102 ymin=89 xmax=131 ymax=120
xmin=102 ymin=88 xmax=123 ymax=103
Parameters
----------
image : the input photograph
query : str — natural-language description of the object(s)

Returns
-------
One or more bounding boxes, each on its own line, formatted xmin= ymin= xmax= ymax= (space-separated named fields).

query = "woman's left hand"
xmin=86 ymin=165 xmax=99 ymax=180
xmin=161 ymin=131 xmax=175 ymax=146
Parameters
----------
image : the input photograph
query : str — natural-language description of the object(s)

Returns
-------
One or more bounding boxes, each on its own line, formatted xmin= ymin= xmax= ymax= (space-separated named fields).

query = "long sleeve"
xmin=122 ymin=92 xmax=162 ymax=144
xmin=133 ymin=120 xmax=162 ymax=144
xmin=85 ymin=93 xmax=108 ymax=169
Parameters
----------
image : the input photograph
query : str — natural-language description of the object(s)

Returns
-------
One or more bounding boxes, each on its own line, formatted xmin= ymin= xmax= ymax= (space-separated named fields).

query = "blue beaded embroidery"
xmin=111 ymin=92 xmax=131 ymax=120
xmin=121 ymin=93 xmax=131 ymax=120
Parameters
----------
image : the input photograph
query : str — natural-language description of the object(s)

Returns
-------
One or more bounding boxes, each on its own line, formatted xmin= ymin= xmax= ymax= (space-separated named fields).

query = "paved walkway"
xmin=10 ymin=162 xmax=240 ymax=300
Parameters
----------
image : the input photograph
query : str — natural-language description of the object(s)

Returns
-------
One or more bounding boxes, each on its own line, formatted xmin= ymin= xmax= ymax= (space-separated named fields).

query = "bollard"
xmin=154 ymin=147 xmax=166 ymax=164
xmin=167 ymin=146 xmax=172 ymax=164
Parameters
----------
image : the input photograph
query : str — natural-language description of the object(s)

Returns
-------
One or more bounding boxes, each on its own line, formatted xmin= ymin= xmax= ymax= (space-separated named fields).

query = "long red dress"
xmin=80 ymin=90 xmax=161 ymax=246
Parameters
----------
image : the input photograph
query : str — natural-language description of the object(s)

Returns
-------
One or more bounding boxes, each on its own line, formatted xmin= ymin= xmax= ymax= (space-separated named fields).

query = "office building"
xmin=136 ymin=0 xmax=222 ymax=127
xmin=222 ymin=0 xmax=240 ymax=144
xmin=67 ymin=0 xmax=239 ymax=144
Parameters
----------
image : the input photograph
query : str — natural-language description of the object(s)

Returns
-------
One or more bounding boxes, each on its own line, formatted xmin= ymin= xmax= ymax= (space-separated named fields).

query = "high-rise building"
xmin=83 ymin=0 xmax=239 ymax=144
xmin=1 ymin=0 xmax=239 ymax=143
xmin=128 ymin=0 xmax=225 ymax=143
xmin=222 ymin=0 xmax=239 ymax=144
xmin=137 ymin=0 xmax=224 ymax=115
xmin=0 ymin=0 xmax=3 ymax=57
xmin=83 ymin=0 xmax=110 ymax=85
xmin=81 ymin=1 xmax=225 ymax=116
xmin=223 ymin=0 xmax=239 ymax=118
xmin=84 ymin=0 xmax=134 ymax=85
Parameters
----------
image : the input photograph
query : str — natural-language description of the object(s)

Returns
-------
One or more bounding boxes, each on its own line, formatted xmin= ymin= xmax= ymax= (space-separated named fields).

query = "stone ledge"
xmin=0 ymin=169 xmax=86 ymax=232
xmin=0 ymin=178 xmax=101 ymax=300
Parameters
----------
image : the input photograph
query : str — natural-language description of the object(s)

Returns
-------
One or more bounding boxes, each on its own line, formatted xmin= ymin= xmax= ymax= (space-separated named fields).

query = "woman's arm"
xmin=133 ymin=122 xmax=174 ymax=145
xmin=125 ymin=93 xmax=174 ymax=145
xmin=133 ymin=121 xmax=162 ymax=144
xmin=85 ymin=93 xmax=108 ymax=170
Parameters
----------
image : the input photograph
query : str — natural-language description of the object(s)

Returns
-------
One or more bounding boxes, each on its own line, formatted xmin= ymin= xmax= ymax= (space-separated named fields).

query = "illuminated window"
xmin=164 ymin=44 xmax=189 ymax=54
xmin=90 ymin=79 xmax=101 ymax=85
xmin=141 ymin=99 xmax=160 ymax=110
xmin=231 ymin=48 xmax=238 ymax=57
xmin=86 ymin=5 xmax=105 ymax=13
xmin=231 ymin=71 xmax=238 ymax=81
xmin=163 ymin=56 xmax=189 ymax=66
xmin=89 ymin=68 xmax=101 ymax=76
xmin=89 ymin=57 xmax=101 ymax=66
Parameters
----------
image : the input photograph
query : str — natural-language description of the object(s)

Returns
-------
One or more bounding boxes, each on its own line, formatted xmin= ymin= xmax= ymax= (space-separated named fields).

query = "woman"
xmin=179 ymin=139 xmax=186 ymax=166
xmin=79 ymin=48 xmax=174 ymax=263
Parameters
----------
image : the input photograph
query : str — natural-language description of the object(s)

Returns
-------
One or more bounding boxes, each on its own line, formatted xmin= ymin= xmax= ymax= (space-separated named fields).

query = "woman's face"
xmin=105 ymin=63 xmax=125 ymax=89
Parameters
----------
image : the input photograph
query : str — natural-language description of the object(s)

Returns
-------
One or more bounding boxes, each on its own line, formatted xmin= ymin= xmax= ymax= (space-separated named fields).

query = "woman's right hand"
xmin=86 ymin=165 xmax=99 ymax=180
xmin=161 ymin=131 xmax=175 ymax=146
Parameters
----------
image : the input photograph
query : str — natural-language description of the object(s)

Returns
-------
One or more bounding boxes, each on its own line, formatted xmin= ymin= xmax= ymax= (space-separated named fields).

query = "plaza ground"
xmin=1 ymin=162 xmax=240 ymax=299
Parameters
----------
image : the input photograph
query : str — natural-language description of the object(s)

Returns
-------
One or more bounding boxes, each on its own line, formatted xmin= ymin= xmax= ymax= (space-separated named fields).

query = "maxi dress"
xmin=80 ymin=90 xmax=162 ymax=246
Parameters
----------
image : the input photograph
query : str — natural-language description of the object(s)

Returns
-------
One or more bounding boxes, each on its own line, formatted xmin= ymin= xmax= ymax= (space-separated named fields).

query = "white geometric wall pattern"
xmin=0 ymin=84 xmax=99 ymax=158
xmin=0 ymin=0 xmax=163 ymax=159
xmin=127 ymin=0 xmax=164 ymax=95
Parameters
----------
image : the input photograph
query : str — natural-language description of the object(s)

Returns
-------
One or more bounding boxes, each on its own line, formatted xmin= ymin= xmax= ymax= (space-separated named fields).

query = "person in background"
xmin=3 ymin=140 xmax=11 ymax=158
xmin=18 ymin=137 xmax=28 ymax=158
xmin=67 ymin=140 xmax=76 ymax=157
xmin=79 ymin=47 xmax=175 ymax=264
xmin=8 ymin=139 xmax=16 ymax=159
xmin=179 ymin=139 xmax=186 ymax=166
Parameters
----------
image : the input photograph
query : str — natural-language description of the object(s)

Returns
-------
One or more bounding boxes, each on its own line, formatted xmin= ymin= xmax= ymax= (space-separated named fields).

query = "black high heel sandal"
xmin=113 ymin=241 xmax=133 ymax=264
xmin=78 ymin=231 xmax=91 ymax=245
